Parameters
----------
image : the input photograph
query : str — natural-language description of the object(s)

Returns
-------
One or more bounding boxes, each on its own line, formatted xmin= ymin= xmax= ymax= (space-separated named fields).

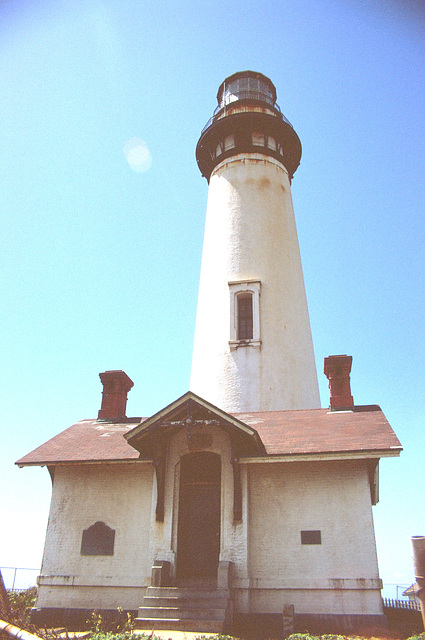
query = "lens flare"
xmin=123 ymin=138 xmax=152 ymax=173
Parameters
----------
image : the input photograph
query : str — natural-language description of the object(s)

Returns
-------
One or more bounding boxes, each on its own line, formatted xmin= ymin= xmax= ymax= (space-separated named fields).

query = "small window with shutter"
xmin=228 ymin=280 xmax=261 ymax=350
xmin=237 ymin=293 xmax=253 ymax=340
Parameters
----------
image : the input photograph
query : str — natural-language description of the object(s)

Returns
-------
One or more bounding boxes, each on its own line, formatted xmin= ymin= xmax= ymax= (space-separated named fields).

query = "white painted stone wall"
xmin=37 ymin=462 xmax=154 ymax=611
xmin=236 ymin=459 xmax=383 ymax=615
xmin=190 ymin=153 xmax=320 ymax=413
xmin=36 ymin=450 xmax=382 ymax=618
xmin=134 ymin=427 xmax=383 ymax=617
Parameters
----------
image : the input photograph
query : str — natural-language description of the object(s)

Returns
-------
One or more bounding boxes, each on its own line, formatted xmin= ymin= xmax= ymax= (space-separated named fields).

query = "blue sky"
xmin=1 ymin=0 xmax=424 ymax=593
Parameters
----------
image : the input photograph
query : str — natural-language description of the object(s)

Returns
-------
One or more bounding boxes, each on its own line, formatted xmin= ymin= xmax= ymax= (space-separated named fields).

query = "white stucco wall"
xmin=37 ymin=462 xmax=154 ymax=611
xmin=237 ymin=459 xmax=383 ymax=615
xmin=135 ymin=427 xmax=383 ymax=617
xmin=190 ymin=153 xmax=320 ymax=413
xmin=35 ymin=449 xmax=383 ymax=618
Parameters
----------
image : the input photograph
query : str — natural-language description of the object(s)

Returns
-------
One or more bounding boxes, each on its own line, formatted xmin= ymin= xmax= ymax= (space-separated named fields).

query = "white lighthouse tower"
xmin=190 ymin=71 xmax=320 ymax=412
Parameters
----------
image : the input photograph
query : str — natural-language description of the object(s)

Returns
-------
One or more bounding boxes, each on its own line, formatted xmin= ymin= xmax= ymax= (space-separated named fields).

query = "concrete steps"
xmin=135 ymin=586 xmax=231 ymax=633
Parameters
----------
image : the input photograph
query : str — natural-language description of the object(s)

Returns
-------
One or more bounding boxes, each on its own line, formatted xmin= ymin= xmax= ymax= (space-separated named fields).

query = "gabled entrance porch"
xmin=124 ymin=393 xmax=262 ymax=633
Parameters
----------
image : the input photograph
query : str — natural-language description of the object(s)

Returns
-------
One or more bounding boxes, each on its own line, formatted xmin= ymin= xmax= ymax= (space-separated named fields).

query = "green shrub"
xmin=7 ymin=585 xmax=37 ymax=611
xmin=86 ymin=609 xmax=138 ymax=637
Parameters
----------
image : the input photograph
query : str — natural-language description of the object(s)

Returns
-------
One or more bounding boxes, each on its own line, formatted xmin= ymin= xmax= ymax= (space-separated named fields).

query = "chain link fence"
xmin=0 ymin=568 xmax=39 ymax=591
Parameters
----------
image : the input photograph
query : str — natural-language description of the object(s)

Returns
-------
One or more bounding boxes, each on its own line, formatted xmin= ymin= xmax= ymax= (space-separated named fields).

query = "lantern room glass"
xmin=220 ymin=75 xmax=275 ymax=109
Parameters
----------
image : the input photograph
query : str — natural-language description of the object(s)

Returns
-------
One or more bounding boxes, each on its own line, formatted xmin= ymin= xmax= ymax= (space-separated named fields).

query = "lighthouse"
xmin=190 ymin=71 xmax=320 ymax=412
xmin=18 ymin=70 xmax=402 ymax=635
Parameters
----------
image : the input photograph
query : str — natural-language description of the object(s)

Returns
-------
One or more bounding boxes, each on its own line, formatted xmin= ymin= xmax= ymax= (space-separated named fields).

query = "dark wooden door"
xmin=177 ymin=452 xmax=221 ymax=579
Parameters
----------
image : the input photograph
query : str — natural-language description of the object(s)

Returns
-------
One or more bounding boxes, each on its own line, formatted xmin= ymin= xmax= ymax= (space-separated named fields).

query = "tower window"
xmin=267 ymin=136 xmax=276 ymax=151
xmin=228 ymin=280 xmax=261 ymax=350
xmin=237 ymin=293 xmax=253 ymax=340
xmin=252 ymin=132 xmax=264 ymax=146
xmin=224 ymin=135 xmax=235 ymax=151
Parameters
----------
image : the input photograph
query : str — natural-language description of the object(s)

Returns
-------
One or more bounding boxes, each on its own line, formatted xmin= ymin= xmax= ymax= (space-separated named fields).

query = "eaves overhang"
xmin=239 ymin=447 xmax=402 ymax=464
xmin=16 ymin=458 xmax=150 ymax=468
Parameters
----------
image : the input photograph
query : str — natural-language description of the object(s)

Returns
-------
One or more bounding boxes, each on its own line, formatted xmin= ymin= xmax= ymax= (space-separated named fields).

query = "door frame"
xmin=176 ymin=451 xmax=221 ymax=581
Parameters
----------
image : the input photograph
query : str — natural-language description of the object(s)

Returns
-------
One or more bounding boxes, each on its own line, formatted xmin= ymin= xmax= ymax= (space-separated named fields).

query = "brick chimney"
xmin=98 ymin=370 xmax=134 ymax=420
xmin=324 ymin=355 xmax=354 ymax=410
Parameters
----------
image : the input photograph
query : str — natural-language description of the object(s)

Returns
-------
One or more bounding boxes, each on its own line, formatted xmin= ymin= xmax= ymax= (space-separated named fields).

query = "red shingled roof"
xmin=16 ymin=402 xmax=401 ymax=467
xmin=16 ymin=420 xmax=141 ymax=466
xmin=236 ymin=406 xmax=401 ymax=456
